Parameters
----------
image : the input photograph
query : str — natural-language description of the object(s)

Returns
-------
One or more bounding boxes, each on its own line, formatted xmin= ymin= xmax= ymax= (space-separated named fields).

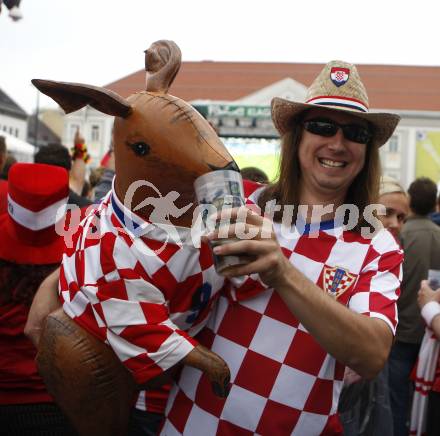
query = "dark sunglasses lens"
xmin=304 ymin=121 xmax=338 ymax=137
xmin=342 ymin=125 xmax=371 ymax=144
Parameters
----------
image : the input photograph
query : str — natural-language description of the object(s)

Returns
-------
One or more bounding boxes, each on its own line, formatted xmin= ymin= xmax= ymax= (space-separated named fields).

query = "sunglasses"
xmin=302 ymin=118 xmax=372 ymax=144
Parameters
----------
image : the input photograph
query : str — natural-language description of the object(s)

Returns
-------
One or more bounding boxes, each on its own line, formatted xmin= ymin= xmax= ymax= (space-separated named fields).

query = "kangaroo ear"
xmin=31 ymin=79 xmax=132 ymax=118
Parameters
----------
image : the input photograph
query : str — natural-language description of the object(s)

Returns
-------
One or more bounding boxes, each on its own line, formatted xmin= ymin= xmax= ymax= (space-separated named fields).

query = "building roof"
xmin=27 ymin=114 xmax=61 ymax=147
xmin=0 ymin=87 xmax=27 ymax=120
xmin=105 ymin=61 xmax=440 ymax=112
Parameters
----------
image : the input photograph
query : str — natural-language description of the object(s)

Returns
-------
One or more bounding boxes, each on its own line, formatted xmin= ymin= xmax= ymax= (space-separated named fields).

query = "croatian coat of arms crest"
xmin=323 ymin=265 xmax=357 ymax=299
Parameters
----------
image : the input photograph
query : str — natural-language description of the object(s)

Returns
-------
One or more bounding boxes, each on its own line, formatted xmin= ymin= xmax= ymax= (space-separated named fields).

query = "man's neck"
xmin=298 ymin=184 xmax=346 ymax=224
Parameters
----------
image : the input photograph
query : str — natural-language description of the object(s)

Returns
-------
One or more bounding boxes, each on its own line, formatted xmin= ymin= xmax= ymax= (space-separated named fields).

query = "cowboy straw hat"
xmin=0 ymin=163 xmax=69 ymax=265
xmin=271 ymin=60 xmax=401 ymax=147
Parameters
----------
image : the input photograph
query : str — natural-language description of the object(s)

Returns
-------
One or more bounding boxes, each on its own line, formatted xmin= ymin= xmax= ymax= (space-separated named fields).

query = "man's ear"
xmin=31 ymin=80 xmax=132 ymax=118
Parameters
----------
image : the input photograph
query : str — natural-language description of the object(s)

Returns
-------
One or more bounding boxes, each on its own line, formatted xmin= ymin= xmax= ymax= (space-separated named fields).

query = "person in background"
xmin=0 ymin=163 xmax=75 ymax=435
xmin=0 ymin=152 xmax=18 ymax=215
xmin=377 ymin=176 xmax=410 ymax=238
xmin=0 ymin=152 xmax=16 ymax=214
xmin=411 ymin=280 xmax=440 ymax=435
xmin=92 ymin=145 xmax=115 ymax=201
xmin=87 ymin=166 xmax=105 ymax=201
xmin=389 ymin=177 xmax=440 ymax=436
xmin=339 ymin=175 xmax=409 ymax=435
xmin=34 ymin=131 xmax=92 ymax=208
xmin=80 ymin=180 xmax=92 ymax=200
xmin=240 ymin=166 xmax=269 ymax=184
xmin=429 ymin=192 xmax=440 ymax=226
xmin=0 ymin=152 xmax=17 ymax=181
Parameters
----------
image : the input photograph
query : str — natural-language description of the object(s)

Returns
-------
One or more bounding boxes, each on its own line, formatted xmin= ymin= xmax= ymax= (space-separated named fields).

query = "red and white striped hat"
xmin=271 ymin=60 xmax=401 ymax=147
xmin=0 ymin=163 xmax=69 ymax=264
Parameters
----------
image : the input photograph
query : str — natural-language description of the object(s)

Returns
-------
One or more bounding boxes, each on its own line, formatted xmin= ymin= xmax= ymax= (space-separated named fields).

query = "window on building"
xmin=2 ymin=126 xmax=6 ymax=132
xmin=9 ymin=127 xmax=13 ymax=135
xmin=15 ymin=128 xmax=19 ymax=137
xmin=388 ymin=135 xmax=399 ymax=153
xmin=91 ymin=125 xmax=100 ymax=141
xmin=237 ymin=118 xmax=253 ymax=128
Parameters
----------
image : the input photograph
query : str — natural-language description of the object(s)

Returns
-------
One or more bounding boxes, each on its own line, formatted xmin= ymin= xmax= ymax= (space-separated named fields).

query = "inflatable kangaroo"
xmin=32 ymin=40 xmax=237 ymax=436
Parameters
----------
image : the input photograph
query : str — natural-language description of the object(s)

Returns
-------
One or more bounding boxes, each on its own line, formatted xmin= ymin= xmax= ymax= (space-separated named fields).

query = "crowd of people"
xmin=1 ymin=58 xmax=440 ymax=436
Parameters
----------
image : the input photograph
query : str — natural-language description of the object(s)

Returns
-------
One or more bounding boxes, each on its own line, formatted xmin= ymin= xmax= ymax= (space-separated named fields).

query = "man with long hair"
xmin=162 ymin=61 xmax=404 ymax=435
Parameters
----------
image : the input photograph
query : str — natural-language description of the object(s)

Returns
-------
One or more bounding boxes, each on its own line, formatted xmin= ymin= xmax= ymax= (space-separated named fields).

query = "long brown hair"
xmin=258 ymin=114 xmax=381 ymax=233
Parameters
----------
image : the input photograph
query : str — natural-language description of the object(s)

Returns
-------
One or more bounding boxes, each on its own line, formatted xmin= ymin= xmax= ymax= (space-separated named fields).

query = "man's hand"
xmin=24 ymin=268 xmax=61 ymax=347
xmin=418 ymin=280 xmax=440 ymax=309
xmin=206 ymin=206 xmax=291 ymax=289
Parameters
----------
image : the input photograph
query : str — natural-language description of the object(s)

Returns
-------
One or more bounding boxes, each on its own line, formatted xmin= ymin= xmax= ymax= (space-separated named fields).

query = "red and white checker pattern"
xmin=162 ymin=203 xmax=403 ymax=434
xmin=59 ymin=191 xmax=266 ymax=413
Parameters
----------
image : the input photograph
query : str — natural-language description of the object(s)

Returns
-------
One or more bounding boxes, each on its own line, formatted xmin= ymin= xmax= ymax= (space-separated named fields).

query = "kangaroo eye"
xmin=129 ymin=141 xmax=150 ymax=156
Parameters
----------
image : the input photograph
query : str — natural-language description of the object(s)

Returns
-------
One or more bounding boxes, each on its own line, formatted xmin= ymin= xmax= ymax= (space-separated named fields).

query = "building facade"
xmin=62 ymin=106 xmax=114 ymax=166
xmin=0 ymin=87 xmax=27 ymax=141
xmin=62 ymin=61 xmax=440 ymax=187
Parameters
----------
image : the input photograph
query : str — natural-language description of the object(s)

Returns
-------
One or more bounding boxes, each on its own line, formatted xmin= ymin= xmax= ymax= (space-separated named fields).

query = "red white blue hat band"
xmin=7 ymin=194 xmax=68 ymax=231
xmin=306 ymin=96 xmax=368 ymax=113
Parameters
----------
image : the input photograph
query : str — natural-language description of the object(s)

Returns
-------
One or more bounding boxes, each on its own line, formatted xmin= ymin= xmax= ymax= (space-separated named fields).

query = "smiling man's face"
xmin=298 ymin=108 xmax=369 ymax=202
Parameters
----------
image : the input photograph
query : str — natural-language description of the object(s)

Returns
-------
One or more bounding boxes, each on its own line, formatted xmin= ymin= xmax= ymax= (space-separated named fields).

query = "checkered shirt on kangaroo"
xmin=59 ymin=187 xmax=266 ymax=413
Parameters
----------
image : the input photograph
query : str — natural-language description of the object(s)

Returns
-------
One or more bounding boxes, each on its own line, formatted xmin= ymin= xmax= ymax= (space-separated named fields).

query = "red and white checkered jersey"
xmin=59 ymin=187 xmax=265 ymax=413
xmin=162 ymin=193 xmax=403 ymax=435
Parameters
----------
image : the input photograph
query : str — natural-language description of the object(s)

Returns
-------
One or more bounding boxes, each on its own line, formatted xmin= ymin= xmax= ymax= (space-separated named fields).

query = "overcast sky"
xmin=1 ymin=0 xmax=438 ymax=113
